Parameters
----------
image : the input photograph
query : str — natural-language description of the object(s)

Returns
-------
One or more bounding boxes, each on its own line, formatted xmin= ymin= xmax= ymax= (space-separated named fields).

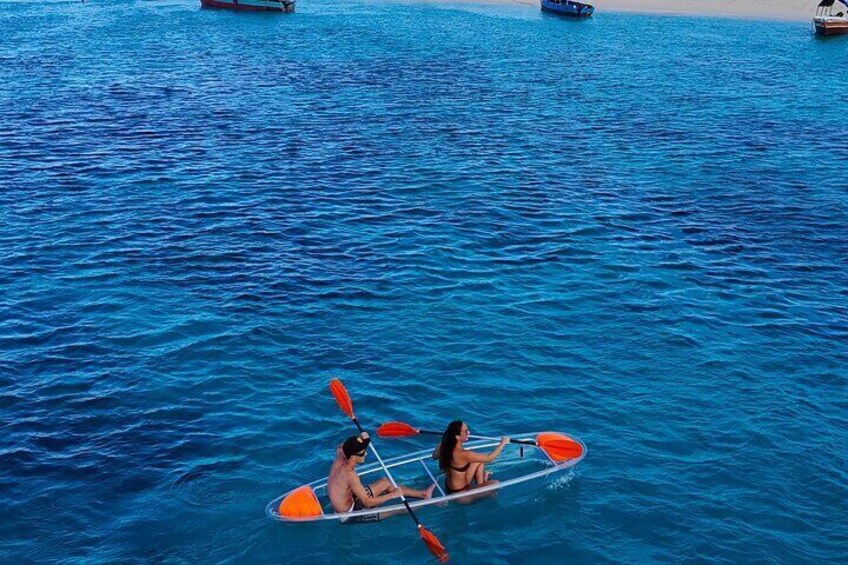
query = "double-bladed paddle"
xmin=377 ymin=421 xmax=583 ymax=462
xmin=329 ymin=380 xmax=449 ymax=563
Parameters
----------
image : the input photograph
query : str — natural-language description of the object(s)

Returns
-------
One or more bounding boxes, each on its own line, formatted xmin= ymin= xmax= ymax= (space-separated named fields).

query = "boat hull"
xmin=267 ymin=433 xmax=586 ymax=523
xmin=541 ymin=0 xmax=594 ymax=17
xmin=814 ymin=17 xmax=848 ymax=35
xmin=201 ymin=0 xmax=295 ymax=12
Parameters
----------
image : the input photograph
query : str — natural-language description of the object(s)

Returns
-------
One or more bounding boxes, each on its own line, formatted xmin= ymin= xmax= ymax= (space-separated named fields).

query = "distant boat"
xmin=814 ymin=0 xmax=848 ymax=35
xmin=540 ymin=0 xmax=594 ymax=17
xmin=201 ymin=0 xmax=295 ymax=12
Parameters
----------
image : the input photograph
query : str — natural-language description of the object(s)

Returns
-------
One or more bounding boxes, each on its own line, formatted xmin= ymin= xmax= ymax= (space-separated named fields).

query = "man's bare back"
xmin=328 ymin=447 xmax=362 ymax=512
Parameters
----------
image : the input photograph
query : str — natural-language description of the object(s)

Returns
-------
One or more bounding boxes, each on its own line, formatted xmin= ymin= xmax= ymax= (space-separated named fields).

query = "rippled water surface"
xmin=2 ymin=0 xmax=847 ymax=563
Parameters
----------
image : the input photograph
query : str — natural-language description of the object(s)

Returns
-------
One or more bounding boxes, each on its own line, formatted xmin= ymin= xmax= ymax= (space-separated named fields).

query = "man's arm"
xmin=349 ymin=475 xmax=398 ymax=508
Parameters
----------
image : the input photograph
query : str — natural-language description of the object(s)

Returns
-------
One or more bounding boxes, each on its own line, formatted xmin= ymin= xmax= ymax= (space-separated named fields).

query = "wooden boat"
xmin=814 ymin=0 xmax=848 ymax=35
xmin=814 ymin=16 xmax=848 ymax=35
xmin=201 ymin=0 xmax=295 ymax=12
xmin=541 ymin=0 xmax=594 ymax=17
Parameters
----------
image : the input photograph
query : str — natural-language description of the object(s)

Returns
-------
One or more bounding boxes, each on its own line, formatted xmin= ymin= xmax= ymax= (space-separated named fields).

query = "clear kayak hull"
xmin=266 ymin=432 xmax=586 ymax=523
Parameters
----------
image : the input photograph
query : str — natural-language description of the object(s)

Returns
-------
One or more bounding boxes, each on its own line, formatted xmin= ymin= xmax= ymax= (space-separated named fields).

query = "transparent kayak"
xmin=266 ymin=432 xmax=586 ymax=524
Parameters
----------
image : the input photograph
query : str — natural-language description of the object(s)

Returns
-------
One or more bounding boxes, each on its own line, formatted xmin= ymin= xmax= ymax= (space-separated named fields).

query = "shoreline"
xmin=597 ymin=0 xmax=815 ymax=22
xmin=415 ymin=0 xmax=817 ymax=22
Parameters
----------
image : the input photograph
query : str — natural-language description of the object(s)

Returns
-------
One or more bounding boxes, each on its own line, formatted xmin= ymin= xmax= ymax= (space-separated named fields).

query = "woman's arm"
xmin=459 ymin=437 xmax=509 ymax=463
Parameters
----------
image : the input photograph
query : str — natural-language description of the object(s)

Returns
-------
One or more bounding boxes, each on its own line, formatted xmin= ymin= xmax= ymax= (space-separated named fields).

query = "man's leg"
xmin=367 ymin=477 xmax=391 ymax=496
xmin=370 ymin=477 xmax=435 ymax=500
xmin=399 ymin=483 xmax=436 ymax=499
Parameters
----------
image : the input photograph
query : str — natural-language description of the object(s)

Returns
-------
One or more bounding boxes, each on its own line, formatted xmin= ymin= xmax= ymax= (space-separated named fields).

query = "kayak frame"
xmin=266 ymin=432 xmax=586 ymax=523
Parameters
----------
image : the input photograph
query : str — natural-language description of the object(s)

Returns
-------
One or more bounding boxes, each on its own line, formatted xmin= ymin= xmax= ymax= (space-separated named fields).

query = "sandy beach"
xmin=429 ymin=0 xmax=819 ymax=21
xmin=597 ymin=0 xmax=815 ymax=21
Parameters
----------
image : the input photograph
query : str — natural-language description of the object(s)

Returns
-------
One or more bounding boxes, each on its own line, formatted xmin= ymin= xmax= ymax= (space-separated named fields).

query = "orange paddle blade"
xmin=278 ymin=485 xmax=324 ymax=518
xmin=377 ymin=422 xmax=419 ymax=438
xmin=329 ymin=379 xmax=354 ymax=419
xmin=420 ymin=526 xmax=449 ymax=563
xmin=536 ymin=432 xmax=583 ymax=462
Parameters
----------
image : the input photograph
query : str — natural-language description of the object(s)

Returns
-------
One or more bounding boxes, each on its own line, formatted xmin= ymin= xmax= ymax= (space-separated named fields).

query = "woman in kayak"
xmin=433 ymin=420 xmax=508 ymax=494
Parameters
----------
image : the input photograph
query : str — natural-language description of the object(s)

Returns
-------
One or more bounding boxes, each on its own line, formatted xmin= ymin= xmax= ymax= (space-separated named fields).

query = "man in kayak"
xmin=328 ymin=432 xmax=436 ymax=516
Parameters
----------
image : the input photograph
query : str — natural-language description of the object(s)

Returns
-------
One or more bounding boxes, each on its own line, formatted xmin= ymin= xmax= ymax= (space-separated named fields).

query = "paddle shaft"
xmin=416 ymin=428 xmax=537 ymax=446
xmin=351 ymin=417 xmax=426 ymax=529
xmin=330 ymin=381 xmax=448 ymax=562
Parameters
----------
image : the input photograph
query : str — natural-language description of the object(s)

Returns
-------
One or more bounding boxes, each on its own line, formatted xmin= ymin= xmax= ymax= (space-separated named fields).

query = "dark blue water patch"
xmin=2 ymin=0 xmax=848 ymax=563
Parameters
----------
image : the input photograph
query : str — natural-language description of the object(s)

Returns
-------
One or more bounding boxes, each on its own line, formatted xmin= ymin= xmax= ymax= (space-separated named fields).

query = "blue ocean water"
xmin=2 ymin=0 xmax=847 ymax=562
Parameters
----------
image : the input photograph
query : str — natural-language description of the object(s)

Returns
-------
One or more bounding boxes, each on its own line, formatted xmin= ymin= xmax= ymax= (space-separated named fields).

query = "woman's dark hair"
xmin=439 ymin=420 xmax=465 ymax=472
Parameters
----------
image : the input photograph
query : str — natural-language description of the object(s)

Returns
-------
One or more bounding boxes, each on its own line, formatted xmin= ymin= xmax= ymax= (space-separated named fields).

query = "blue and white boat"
xmin=540 ymin=0 xmax=594 ymax=17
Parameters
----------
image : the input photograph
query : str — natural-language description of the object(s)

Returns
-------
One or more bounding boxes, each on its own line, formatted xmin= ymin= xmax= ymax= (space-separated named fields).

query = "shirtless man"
xmin=327 ymin=432 xmax=435 ymax=517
